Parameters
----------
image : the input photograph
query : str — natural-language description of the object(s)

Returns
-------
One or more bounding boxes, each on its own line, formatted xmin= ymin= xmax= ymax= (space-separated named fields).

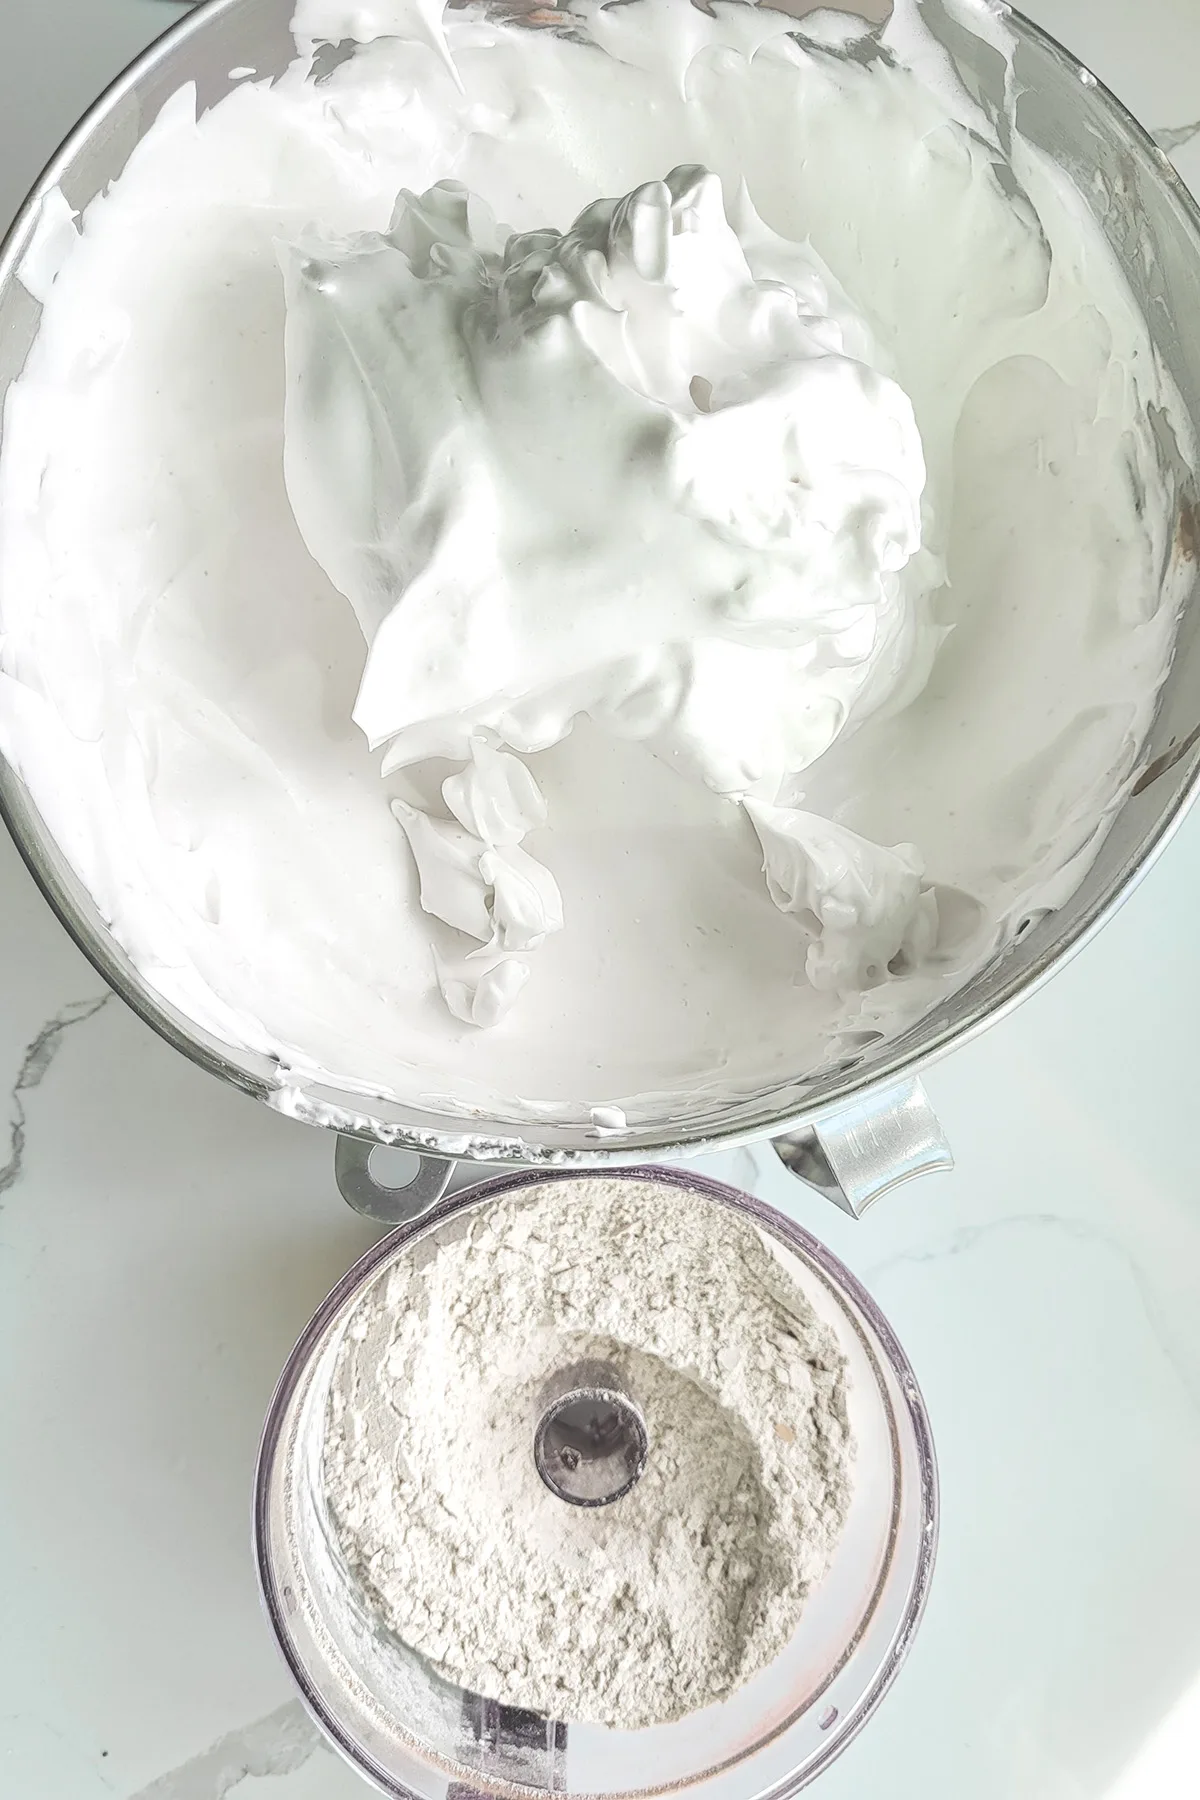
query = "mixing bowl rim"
xmin=252 ymin=1163 xmax=939 ymax=1800
xmin=1 ymin=0 xmax=1198 ymax=1163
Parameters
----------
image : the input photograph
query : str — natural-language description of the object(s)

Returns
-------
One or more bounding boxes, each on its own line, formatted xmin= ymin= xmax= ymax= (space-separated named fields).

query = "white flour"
xmin=322 ymin=1176 xmax=854 ymax=1728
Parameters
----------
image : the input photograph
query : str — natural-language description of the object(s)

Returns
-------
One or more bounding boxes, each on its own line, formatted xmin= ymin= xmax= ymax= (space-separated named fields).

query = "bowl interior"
xmin=254 ymin=1169 xmax=937 ymax=1800
xmin=1 ymin=1 xmax=1199 ymax=1160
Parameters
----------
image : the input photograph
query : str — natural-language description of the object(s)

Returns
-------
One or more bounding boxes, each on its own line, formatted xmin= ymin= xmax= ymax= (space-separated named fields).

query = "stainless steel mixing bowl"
xmin=1 ymin=0 xmax=1198 ymax=1207
xmin=254 ymin=1165 xmax=938 ymax=1798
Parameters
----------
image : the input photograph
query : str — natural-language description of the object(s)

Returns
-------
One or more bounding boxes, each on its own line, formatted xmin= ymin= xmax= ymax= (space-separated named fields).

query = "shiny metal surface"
xmin=1 ymin=0 xmax=1198 ymax=1179
xmin=333 ymin=1133 xmax=455 ymax=1223
xmin=772 ymin=1077 xmax=955 ymax=1217
xmin=533 ymin=1360 xmax=649 ymax=1507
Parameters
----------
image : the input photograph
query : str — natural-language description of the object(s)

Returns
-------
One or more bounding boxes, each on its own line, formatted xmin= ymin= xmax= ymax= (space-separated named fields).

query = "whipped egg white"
xmin=0 ymin=0 xmax=1189 ymax=1125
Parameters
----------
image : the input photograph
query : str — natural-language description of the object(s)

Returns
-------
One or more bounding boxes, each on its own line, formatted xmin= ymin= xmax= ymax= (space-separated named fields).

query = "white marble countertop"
xmin=4 ymin=3 xmax=1200 ymax=1796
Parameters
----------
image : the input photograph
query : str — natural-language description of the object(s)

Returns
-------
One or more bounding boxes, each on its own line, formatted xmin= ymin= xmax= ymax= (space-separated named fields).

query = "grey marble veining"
xmin=128 ymin=1705 xmax=325 ymax=1800
xmin=1153 ymin=118 xmax=1200 ymax=152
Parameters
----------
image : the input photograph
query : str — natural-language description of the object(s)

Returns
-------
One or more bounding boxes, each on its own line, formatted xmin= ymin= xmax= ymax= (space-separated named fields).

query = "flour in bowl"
xmin=322 ymin=1175 xmax=854 ymax=1727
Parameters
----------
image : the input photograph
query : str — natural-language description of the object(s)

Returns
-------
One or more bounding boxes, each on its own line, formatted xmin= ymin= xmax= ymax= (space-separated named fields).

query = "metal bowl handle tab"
xmin=771 ymin=1076 xmax=952 ymax=1218
xmin=334 ymin=1136 xmax=454 ymax=1224
xmin=333 ymin=1077 xmax=948 ymax=1226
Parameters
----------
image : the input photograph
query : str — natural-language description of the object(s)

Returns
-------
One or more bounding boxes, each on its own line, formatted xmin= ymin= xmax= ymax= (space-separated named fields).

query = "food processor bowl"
xmin=253 ymin=1166 xmax=938 ymax=1798
xmin=1 ymin=0 xmax=1198 ymax=1187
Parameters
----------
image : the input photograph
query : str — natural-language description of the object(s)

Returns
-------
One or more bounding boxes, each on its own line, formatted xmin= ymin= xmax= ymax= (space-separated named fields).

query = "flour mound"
xmin=323 ymin=1176 xmax=854 ymax=1728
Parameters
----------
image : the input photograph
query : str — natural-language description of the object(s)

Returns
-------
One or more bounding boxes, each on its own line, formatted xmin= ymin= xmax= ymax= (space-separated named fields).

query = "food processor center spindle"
xmin=533 ymin=1361 xmax=649 ymax=1507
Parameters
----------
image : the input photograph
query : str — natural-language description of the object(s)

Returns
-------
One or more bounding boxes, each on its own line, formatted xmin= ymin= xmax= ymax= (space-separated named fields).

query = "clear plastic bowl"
xmin=254 ymin=1167 xmax=937 ymax=1797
